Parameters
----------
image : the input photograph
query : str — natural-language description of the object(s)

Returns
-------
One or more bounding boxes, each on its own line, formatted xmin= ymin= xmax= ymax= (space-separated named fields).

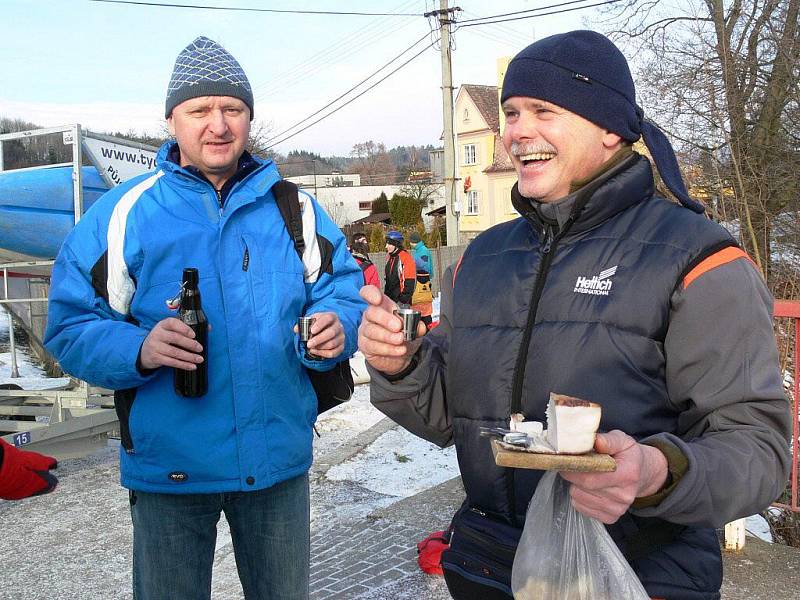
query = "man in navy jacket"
xmin=359 ymin=31 xmax=790 ymax=599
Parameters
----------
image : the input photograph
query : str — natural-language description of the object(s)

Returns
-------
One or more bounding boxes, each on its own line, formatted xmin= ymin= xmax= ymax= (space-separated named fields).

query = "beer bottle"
xmin=174 ymin=268 xmax=208 ymax=397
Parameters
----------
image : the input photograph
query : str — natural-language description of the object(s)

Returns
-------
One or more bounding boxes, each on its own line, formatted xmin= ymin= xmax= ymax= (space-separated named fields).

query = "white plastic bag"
xmin=511 ymin=471 xmax=650 ymax=600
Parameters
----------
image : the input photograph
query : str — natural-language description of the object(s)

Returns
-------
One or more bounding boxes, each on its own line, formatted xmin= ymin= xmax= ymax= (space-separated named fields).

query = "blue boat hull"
xmin=0 ymin=167 xmax=109 ymax=258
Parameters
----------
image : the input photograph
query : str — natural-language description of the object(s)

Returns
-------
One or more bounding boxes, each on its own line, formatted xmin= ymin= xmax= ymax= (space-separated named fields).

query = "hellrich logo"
xmin=573 ymin=265 xmax=618 ymax=296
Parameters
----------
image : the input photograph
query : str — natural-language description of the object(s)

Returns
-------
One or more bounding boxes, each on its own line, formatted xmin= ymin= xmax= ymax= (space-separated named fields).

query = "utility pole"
xmin=312 ymin=159 xmax=318 ymax=198
xmin=426 ymin=0 xmax=460 ymax=246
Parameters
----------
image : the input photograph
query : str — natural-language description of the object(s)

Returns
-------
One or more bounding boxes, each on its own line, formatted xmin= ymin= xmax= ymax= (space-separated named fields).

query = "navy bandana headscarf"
xmin=501 ymin=30 xmax=704 ymax=213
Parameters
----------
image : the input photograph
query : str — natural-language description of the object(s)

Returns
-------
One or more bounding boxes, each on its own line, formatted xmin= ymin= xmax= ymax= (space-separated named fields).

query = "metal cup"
xmin=394 ymin=308 xmax=422 ymax=341
xmin=297 ymin=316 xmax=316 ymax=342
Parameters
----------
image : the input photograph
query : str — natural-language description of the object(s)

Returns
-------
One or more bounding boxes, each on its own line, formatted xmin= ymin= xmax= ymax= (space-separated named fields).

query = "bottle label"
xmin=181 ymin=311 xmax=200 ymax=326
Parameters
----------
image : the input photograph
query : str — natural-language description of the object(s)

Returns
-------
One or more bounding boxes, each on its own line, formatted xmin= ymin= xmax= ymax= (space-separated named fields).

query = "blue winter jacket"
xmin=44 ymin=141 xmax=365 ymax=494
xmin=411 ymin=241 xmax=434 ymax=278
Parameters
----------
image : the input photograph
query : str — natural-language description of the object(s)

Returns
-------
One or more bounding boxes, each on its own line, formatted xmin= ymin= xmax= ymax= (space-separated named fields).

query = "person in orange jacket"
xmin=0 ymin=438 xmax=58 ymax=500
xmin=383 ymin=231 xmax=416 ymax=305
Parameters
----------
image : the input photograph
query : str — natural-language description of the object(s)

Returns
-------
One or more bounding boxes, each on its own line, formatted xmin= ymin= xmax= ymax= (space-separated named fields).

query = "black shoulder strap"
xmin=272 ymin=179 xmax=306 ymax=260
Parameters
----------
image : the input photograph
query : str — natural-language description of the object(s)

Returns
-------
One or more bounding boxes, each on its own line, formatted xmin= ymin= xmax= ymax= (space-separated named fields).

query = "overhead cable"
xmin=88 ymin=0 xmax=420 ymax=16
xmin=266 ymin=39 xmax=438 ymax=149
xmin=458 ymin=0 xmax=625 ymax=27
xmin=264 ymin=32 xmax=435 ymax=144
xmin=252 ymin=0 xmax=420 ymax=97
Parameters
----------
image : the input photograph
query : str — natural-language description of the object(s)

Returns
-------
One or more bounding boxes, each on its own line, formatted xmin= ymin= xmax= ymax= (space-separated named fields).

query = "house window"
xmin=358 ymin=201 xmax=372 ymax=211
xmin=463 ymin=144 xmax=477 ymax=165
xmin=466 ymin=190 xmax=479 ymax=215
xmin=463 ymin=108 xmax=470 ymax=122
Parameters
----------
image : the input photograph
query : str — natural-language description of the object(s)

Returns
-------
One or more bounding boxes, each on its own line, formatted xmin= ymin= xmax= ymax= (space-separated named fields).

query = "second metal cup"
xmin=298 ymin=316 xmax=316 ymax=342
xmin=394 ymin=308 xmax=422 ymax=341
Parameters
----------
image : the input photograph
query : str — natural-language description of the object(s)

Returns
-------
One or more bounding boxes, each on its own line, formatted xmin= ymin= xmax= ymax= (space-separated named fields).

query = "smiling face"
xmin=502 ymin=97 xmax=622 ymax=202
xmin=167 ymin=95 xmax=251 ymax=188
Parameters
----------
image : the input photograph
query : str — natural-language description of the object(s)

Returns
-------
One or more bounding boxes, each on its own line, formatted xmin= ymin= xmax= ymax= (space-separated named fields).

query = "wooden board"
xmin=491 ymin=439 xmax=617 ymax=472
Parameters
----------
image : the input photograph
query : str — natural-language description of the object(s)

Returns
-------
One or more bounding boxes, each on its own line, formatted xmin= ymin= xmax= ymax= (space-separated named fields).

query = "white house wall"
xmin=311 ymin=184 xmax=446 ymax=228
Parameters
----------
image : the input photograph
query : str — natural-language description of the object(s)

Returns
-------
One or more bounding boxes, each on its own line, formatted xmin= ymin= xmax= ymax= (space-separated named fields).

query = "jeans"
xmin=130 ymin=473 xmax=310 ymax=600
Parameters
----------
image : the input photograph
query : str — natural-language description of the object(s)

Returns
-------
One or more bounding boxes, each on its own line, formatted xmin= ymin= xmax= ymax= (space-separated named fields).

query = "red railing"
xmin=773 ymin=300 xmax=800 ymax=512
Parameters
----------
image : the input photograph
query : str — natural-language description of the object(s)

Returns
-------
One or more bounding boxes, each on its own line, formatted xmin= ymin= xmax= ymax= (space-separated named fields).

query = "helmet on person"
xmin=386 ymin=230 xmax=404 ymax=243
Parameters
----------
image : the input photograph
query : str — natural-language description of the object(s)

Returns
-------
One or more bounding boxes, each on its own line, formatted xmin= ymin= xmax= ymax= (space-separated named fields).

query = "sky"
xmin=0 ymin=0 xmax=606 ymax=157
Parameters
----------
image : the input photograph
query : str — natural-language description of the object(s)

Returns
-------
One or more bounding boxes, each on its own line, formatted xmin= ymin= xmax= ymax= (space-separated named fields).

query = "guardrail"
xmin=774 ymin=300 xmax=800 ymax=513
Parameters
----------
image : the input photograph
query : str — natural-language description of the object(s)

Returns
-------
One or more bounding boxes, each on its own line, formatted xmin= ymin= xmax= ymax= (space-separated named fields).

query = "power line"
xmin=89 ymin=0 xmax=420 ymax=16
xmin=266 ymin=39 xmax=438 ymax=150
xmin=253 ymin=2 xmax=423 ymax=100
xmin=460 ymin=8 xmax=531 ymax=45
xmin=458 ymin=0 xmax=621 ymax=24
xmin=251 ymin=0 xmax=419 ymax=97
xmin=265 ymin=32 xmax=434 ymax=144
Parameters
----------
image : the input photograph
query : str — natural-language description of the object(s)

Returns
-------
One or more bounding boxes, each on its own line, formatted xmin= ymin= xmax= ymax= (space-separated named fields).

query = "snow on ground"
xmin=747 ymin=513 xmax=775 ymax=543
xmin=0 ymin=306 xmax=70 ymax=389
xmin=312 ymin=384 xmax=384 ymax=458
xmin=326 ymin=427 xmax=458 ymax=498
xmin=0 ymin=349 xmax=71 ymax=389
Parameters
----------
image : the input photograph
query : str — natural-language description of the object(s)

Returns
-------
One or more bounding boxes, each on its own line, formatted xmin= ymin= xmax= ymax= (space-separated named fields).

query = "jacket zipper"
xmin=506 ymin=218 xmax=573 ymax=525
xmin=215 ymin=189 xmax=224 ymax=217
xmin=510 ymin=221 xmax=561 ymax=414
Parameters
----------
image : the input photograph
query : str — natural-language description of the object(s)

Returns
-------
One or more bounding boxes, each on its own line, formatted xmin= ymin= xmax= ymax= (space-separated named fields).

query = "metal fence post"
xmin=2 ymin=268 xmax=19 ymax=378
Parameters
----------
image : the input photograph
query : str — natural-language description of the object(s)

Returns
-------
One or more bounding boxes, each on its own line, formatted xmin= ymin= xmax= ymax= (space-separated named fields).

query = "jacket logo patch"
xmin=574 ymin=265 xmax=617 ymax=296
xmin=168 ymin=471 xmax=188 ymax=482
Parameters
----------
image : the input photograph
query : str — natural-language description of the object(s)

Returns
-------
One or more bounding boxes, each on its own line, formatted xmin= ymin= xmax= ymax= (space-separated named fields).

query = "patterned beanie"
xmin=502 ymin=30 xmax=704 ymax=213
xmin=165 ymin=36 xmax=254 ymax=120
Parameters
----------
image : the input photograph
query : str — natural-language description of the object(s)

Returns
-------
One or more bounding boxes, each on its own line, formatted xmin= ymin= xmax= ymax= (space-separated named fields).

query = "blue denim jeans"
xmin=129 ymin=473 xmax=309 ymax=600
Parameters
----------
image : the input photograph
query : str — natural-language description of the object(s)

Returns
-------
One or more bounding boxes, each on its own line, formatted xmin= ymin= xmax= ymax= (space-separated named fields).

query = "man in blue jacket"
xmin=45 ymin=37 xmax=364 ymax=600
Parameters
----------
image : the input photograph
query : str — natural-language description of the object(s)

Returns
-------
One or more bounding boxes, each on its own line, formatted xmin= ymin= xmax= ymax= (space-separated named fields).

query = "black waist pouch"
xmin=441 ymin=504 xmax=521 ymax=599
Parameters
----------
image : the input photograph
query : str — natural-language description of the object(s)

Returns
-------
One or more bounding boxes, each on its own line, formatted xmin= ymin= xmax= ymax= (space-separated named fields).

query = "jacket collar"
xmin=512 ymin=152 xmax=653 ymax=238
xmin=155 ymin=140 xmax=281 ymax=216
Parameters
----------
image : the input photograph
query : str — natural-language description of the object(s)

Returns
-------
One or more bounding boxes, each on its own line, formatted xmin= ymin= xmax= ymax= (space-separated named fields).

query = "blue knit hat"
xmin=502 ymin=30 xmax=704 ymax=213
xmin=165 ymin=36 xmax=254 ymax=120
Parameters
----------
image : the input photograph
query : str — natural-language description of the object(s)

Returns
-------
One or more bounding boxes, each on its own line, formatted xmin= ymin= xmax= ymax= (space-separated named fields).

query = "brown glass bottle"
xmin=174 ymin=268 xmax=208 ymax=397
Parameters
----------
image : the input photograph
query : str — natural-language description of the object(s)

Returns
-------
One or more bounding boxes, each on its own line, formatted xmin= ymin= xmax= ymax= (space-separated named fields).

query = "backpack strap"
xmin=272 ymin=179 xmax=306 ymax=260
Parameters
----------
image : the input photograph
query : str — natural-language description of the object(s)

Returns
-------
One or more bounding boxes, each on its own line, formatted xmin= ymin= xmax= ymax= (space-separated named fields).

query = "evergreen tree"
xmin=371 ymin=191 xmax=389 ymax=215
xmin=369 ymin=225 xmax=385 ymax=253
xmin=389 ymin=193 xmax=423 ymax=228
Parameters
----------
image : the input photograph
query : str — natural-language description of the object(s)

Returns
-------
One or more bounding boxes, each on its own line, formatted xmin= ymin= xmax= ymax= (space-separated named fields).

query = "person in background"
xmin=383 ymin=230 xmax=416 ymax=306
xmin=408 ymin=232 xmax=435 ymax=329
xmin=44 ymin=36 xmax=363 ymax=600
xmin=358 ymin=30 xmax=790 ymax=600
xmin=0 ymin=438 xmax=58 ymax=500
xmin=409 ymin=231 xmax=434 ymax=281
xmin=350 ymin=233 xmax=380 ymax=288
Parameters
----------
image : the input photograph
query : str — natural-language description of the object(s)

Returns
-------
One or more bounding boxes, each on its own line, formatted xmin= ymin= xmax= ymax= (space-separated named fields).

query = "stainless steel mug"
xmin=394 ymin=308 xmax=422 ymax=341
xmin=298 ymin=316 xmax=316 ymax=342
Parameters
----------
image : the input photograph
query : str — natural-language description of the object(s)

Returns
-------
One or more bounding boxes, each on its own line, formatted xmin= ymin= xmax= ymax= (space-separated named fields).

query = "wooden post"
xmin=724 ymin=518 xmax=746 ymax=551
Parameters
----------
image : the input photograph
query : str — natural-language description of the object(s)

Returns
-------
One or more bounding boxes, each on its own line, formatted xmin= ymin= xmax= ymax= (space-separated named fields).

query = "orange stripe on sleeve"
xmin=682 ymin=247 xmax=756 ymax=289
xmin=452 ymin=255 xmax=464 ymax=289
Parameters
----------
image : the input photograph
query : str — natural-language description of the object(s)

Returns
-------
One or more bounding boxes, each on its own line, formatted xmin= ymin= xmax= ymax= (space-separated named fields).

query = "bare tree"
xmin=246 ymin=120 xmax=284 ymax=162
xmin=595 ymin=0 xmax=799 ymax=284
xmin=320 ymin=198 xmax=351 ymax=228
xmin=348 ymin=140 xmax=397 ymax=185
xmin=398 ymin=151 xmax=443 ymax=209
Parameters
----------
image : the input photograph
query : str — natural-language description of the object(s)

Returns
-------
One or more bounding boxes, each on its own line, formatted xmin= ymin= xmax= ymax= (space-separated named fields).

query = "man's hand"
xmin=0 ymin=439 xmax=58 ymax=500
xmin=559 ymin=430 xmax=669 ymax=524
xmin=358 ymin=285 xmax=426 ymax=375
xmin=299 ymin=312 xmax=345 ymax=359
xmin=140 ymin=317 xmax=204 ymax=370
